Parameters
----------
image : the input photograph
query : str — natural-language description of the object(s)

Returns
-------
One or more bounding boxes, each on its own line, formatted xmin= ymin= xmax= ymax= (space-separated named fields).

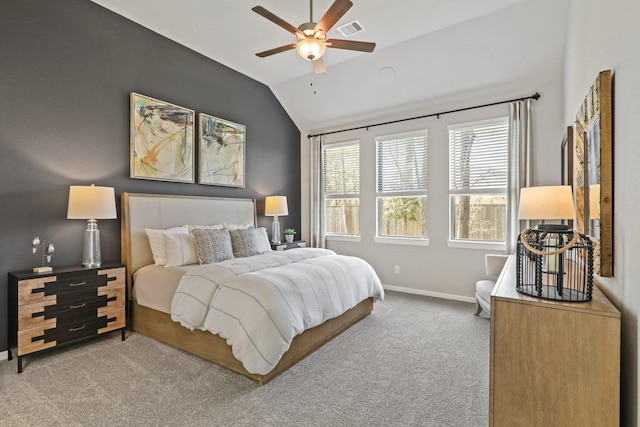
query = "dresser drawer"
xmin=43 ymin=272 xmax=106 ymax=295
xmin=44 ymin=295 xmax=108 ymax=320
xmin=19 ymin=316 xmax=108 ymax=352
xmin=18 ymin=273 xmax=106 ymax=306
xmin=98 ymin=267 xmax=125 ymax=291
xmin=98 ymin=307 xmax=126 ymax=334
xmin=17 ymin=277 xmax=57 ymax=306
xmin=18 ymin=301 xmax=57 ymax=330
xmin=17 ymin=306 xmax=125 ymax=356
xmin=17 ymin=323 xmax=57 ymax=356
xmin=19 ymin=290 xmax=117 ymax=329
xmin=97 ymin=286 xmax=125 ymax=310
xmin=50 ymin=315 xmax=113 ymax=345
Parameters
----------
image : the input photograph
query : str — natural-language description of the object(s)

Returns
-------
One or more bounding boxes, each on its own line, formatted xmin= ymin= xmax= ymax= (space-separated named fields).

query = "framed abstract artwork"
xmin=130 ymin=93 xmax=195 ymax=183
xmin=574 ymin=70 xmax=613 ymax=277
xmin=198 ymin=113 xmax=245 ymax=187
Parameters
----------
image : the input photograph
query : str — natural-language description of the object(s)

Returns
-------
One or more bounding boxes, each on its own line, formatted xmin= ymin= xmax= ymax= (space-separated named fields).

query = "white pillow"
xmin=187 ymin=223 xmax=224 ymax=232
xmin=254 ymin=227 xmax=271 ymax=253
xmin=224 ymin=222 xmax=254 ymax=231
xmin=164 ymin=232 xmax=198 ymax=267
xmin=145 ymin=226 xmax=189 ymax=266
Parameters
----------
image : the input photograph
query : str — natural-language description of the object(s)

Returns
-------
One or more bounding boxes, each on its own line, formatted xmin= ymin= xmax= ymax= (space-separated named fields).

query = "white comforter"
xmin=170 ymin=248 xmax=384 ymax=375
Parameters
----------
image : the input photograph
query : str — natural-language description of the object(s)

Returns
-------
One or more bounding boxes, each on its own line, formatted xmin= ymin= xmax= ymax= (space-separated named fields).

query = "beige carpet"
xmin=0 ymin=291 xmax=490 ymax=426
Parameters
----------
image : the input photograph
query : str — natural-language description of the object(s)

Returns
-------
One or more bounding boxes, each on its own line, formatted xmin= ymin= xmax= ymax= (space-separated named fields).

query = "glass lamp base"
xmin=83 ymin=220 xmax=102 ymax=268
xmin=271 ymin=217 xmax=281 ymax=244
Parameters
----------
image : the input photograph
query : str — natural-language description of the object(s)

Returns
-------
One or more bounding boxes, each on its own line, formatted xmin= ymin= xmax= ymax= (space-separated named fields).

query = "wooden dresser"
xmin=490 ymin=255 xmax=620 ymax=426
xmin=8 ymin=264 xmax=126 ymax=373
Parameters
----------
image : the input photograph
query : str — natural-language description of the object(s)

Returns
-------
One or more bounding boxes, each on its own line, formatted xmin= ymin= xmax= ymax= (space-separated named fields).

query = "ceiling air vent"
xmin=337 ymin=20 xmax=365 ymax=38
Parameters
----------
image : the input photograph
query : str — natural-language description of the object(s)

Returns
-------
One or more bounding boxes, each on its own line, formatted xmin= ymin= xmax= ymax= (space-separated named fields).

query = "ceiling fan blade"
xmin=252 ymin=6 xmax=306 ymax=39
xmin=312 ymin=58 xmax=327 ymax=74
xmin=326 ymin=38 xmax=376 ymax=52
xmin=314 ymin=0 xmax=353 ymax=35
xmin=256 ymin=44 xmax=297 ymax=58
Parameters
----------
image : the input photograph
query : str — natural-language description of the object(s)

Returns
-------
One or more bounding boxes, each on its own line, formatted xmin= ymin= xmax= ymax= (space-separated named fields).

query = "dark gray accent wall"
xmin=0 ymin=1 xmax=301 ymax=352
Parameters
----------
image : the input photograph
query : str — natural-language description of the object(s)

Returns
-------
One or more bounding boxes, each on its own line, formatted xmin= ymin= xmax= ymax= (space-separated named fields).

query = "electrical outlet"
xmin=394 ymin=265 xmax=400 ymax=274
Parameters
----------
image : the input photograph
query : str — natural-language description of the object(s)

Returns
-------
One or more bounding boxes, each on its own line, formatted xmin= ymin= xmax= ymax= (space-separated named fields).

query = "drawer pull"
xmin=69 ymin=303 xmax=86 ymax=309
xmin=69 ymin=325 xmax=85 ymax=332
xmin=69 ymin=281 xmax=86 ymax=287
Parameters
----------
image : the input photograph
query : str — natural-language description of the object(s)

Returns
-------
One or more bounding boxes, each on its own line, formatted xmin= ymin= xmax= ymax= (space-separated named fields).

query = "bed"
xmin=120 ymin=192 xmax=383 ymax=384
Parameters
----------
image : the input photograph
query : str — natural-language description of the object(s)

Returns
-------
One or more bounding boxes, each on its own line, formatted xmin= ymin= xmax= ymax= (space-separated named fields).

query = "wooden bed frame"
xmin=120 ymin=192 xmax=373 ymax=385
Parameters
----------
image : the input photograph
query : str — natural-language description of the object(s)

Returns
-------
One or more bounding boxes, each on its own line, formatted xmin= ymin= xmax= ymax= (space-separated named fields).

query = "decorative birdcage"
xmin=517 ymin=225 xmax=594 ymax=302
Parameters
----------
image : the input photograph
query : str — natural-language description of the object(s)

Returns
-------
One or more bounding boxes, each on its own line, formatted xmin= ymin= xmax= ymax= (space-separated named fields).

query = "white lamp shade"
xmin=67 ymin=185 xmax=117 ymax=220
xmin=518 ymin=185 xmax=575 ymax=220
xmin=265 ymin=196 xmax=288 ymax=216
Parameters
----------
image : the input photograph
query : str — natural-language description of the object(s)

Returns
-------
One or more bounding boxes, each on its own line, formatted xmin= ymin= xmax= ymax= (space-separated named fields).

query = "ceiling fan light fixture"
xmin=296 ymin=38 xmax=326 ymax=61
xmin=253 ymin=0 xmax=375 ymax=72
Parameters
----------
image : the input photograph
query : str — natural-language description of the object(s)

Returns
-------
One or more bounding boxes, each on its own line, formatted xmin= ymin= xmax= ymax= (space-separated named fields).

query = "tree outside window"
xmin=376 ymin=130 xmax=428 ymax=239
xmin=448 ymin=118 xmax=508 ymax=243
xmin=323 ymin=142 xmax=359 ymax=235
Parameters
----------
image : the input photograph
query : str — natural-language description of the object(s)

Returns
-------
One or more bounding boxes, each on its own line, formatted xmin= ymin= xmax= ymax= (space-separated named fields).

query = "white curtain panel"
xmin=506 ymin=99 xmax=534 ymax=254
xmin=310 ymin=135 xmax=325 ymax=248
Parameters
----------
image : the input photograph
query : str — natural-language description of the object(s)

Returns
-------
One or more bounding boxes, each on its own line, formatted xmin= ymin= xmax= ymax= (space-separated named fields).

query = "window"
xmin=448 ymin=117 xmax=508 ymax=246
xmin=376 ymin=130 xmax=428 ymax=241
xmin=322 ymin=141 xmax=359 ymax=236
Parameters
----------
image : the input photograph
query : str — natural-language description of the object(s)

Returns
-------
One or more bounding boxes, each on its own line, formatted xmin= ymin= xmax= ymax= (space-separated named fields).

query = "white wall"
xmin=564 ymin=0 xmax=640 ymax=423
xmin=301 ymin=78 xmax=564 ymax=300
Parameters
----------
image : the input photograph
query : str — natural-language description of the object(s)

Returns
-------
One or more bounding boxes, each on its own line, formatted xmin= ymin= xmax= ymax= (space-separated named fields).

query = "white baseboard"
xmin=383 ymin=284 xmax=476 ymax=304
xmin=0 ymin=350 xmax=8 ymax=361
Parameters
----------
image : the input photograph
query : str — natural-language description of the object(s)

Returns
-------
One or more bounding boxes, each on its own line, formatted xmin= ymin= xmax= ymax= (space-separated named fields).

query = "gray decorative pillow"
xmin=230 ymin=228 xmax=261 ymax=258
xmin=191 ymin=228 xmax=234 ymax=264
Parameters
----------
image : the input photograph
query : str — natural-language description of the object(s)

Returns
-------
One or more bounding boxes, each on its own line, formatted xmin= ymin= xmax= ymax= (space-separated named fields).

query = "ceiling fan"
xmin=252 ymin=0 xmax=376 ymax=74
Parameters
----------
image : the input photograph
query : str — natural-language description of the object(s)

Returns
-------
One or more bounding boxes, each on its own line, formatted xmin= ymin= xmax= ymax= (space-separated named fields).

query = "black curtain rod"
xmin=307 ymin=92 xmax=541 ymax=139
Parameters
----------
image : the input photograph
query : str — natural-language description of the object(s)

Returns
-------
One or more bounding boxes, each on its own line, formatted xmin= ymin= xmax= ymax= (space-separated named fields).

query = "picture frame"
xmin=574 ymin=70 xmax=613 ymax=277
xmin=585 ymin=116 xmax=601 ymax=241
xmin=198 ymin=113 xmax=246 ymax=187
xmin=130 ymin=93 xmax=195 ymax=183
xmin=574 ymin=101 xmax=587 ymax=236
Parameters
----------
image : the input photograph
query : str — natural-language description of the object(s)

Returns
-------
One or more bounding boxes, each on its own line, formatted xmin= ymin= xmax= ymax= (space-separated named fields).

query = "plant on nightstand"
xmin=284 ymin=228 xmax=296 ymax=243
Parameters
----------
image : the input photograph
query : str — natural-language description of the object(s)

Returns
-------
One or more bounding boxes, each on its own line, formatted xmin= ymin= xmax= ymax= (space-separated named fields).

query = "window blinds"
xmin=449 ymin=118 xmax=508 ymax=192
xmin=376 ymin=131 xmax=428 ymax=193
xmin=322 ymin=143 xmax=359 ymax=196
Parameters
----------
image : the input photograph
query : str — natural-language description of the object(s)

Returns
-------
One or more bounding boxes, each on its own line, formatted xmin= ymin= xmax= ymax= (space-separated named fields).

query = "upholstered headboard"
xmin=120 ymin=192 xmax=256 ymax=295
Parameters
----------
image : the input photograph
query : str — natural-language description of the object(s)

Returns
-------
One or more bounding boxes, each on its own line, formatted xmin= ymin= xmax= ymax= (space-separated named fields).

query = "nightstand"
xmin=7 ymin=263 xmax=126 ymax=373
xmin=271 ymin=240 xmax=306 ymax=251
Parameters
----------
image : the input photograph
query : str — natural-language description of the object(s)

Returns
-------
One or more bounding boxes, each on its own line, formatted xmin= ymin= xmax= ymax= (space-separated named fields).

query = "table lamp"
xmin=516 ymin=185 xmax=593 ymax=301
xmin=67 ymin=185 xmax=117 ymax=268
xmin=265 ymin=196 xmax=288 ymax=244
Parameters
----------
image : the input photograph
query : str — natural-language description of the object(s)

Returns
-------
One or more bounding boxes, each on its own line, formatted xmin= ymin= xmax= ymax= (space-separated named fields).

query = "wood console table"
xmin=490 ymin=255 xmax=620 ymax=426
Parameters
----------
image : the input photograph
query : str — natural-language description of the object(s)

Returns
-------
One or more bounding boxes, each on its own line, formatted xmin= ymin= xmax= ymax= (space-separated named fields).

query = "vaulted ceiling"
xmin=91 ymin=0 xmax=568 ymax=131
